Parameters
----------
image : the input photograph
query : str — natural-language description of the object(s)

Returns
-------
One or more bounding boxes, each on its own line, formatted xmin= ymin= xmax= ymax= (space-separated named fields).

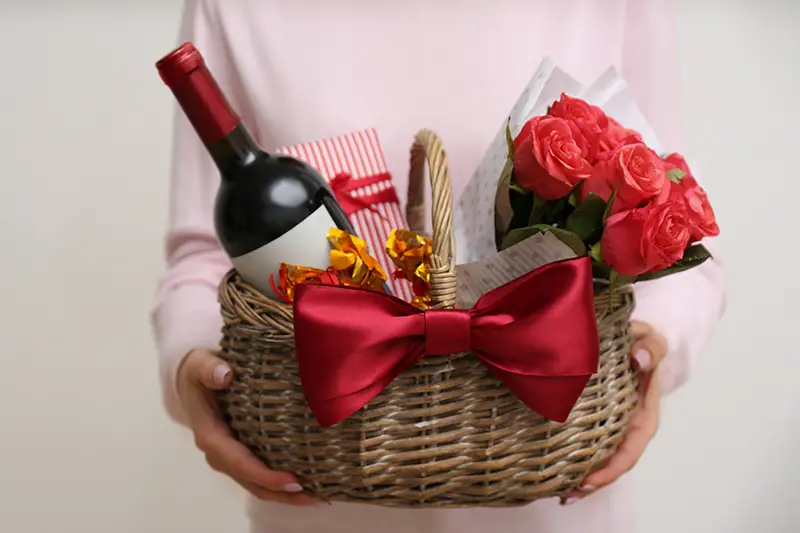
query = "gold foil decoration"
xmin=386 ymin=229 xmax=433 ymax=309
xmin=327 ymin=227 xmax=388 ymax=292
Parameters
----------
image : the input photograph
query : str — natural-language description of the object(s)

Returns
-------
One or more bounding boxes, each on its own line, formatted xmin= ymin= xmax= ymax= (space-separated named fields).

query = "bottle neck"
xmin=156 ymin=42 xmax=265 ymax=175
xmin=207 ymin=121 xmax=263 ymax=174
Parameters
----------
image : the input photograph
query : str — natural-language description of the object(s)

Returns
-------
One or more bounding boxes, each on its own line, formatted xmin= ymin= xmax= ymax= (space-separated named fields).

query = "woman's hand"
xmin=560 ymin=321 xmax=668 ymax=506
xmin=177 ymin=348 xmax=327 ymax=506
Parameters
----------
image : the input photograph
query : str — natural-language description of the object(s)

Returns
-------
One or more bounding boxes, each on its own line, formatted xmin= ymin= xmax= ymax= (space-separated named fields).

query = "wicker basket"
xmin=217 ymin=129 xmax=639 ymax=508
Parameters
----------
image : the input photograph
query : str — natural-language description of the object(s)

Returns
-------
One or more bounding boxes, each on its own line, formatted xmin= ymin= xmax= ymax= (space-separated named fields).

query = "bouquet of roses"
xmin=499 ymin=93 xmax=719 ymax=287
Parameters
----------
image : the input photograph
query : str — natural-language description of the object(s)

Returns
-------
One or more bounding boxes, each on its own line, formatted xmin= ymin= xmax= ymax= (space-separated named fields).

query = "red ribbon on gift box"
xmin=329 ymin=172 xmax=400 ymax=219
xmin=292 ymin=256 xmax=600 ymax=428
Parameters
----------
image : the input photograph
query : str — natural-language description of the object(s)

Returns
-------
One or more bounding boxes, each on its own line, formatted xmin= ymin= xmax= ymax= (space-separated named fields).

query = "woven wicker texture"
xmin=217 ymin=130 xmax=638 ymax=507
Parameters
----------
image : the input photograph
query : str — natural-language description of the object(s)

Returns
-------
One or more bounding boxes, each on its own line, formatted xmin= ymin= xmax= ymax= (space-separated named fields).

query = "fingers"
xmin=190 ymin=400 xmax=300 ymax=493
xmin=561 ymin=371 xmax=661 ymax=505
xmin=630 ymin=332 xmax=668 ymax=372
xmin=238 ymin=480 xmax=328 ymax=507
xmin=184 ymin=348 xmax=234 ymax=391
xmin=201 ymin=431 xmax=299 ymax=492
xmin=180 ymin=349 xmax=304 ymax=496
xmin=559 ymin=424 xmax=652 ymax=506
xmin=585 ymin=374 xmax=660 ymax=487
xmin=629 ymin=320 xmax=653 ymax=339
xmin=559 ymin=324 xmax=666 ymax=506
xmin=628 ymin=321 xmax=667 ymax=372
xmin=581 ymin=423 xmax=652 ymax=488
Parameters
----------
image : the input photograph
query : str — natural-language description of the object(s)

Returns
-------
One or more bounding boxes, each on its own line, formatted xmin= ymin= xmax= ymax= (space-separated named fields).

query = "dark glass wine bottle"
xmin=156 ymin=41 xmax=357 ymax=298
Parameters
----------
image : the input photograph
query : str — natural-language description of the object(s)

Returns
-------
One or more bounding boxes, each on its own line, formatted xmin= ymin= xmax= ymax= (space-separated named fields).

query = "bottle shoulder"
xmin=213 ymin=151 xmax=332 ymax=257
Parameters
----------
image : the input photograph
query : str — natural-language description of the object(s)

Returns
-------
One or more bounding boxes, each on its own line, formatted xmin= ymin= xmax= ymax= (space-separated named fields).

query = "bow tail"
xmin=487 ymin=368 xmax=592 ymax=423
xmin=299 ymin=342 xmax=428 ymax=428
xmin=307 ymin=380 xmax=389 ymax=428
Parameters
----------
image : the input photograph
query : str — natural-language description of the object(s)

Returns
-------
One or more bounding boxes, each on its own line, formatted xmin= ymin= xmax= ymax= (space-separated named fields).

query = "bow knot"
xmin=293 ymin=256 xmax=599 ymax=428
xmin=329 ymin=172 xmax=400 ymax=219
xmin=424 ymin=309 xmax=471 ymax=355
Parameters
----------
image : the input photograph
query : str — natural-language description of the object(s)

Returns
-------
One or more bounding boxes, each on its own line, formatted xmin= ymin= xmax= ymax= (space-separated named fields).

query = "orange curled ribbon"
xmin=270 ymin=264 xmax=342 ymax=304
xmin=269 ymin=228 xmax=391 ymax=304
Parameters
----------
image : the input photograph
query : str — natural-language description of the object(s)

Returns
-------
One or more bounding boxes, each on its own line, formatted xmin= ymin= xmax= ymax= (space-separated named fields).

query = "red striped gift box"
xmin=275 ymin=129 xmax=414 ymax=302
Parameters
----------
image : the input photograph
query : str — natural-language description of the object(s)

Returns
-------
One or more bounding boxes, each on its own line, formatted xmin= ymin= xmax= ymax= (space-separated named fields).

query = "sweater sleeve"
xmin=621 ymin=0 xmax=727 ymax=396
xmin=150 ymin=0 xmax=240 ymax=426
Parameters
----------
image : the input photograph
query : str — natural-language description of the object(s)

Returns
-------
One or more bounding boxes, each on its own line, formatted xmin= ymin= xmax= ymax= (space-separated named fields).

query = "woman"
xmin=151 ymin=1 xmax=726 ymax=531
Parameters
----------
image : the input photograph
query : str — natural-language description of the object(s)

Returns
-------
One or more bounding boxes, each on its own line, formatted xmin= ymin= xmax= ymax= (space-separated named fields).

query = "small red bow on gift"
xmin=293 ymin=256 xmax=600 ymax=427
xmin=328 ymin=172 xmax=399 ymax=219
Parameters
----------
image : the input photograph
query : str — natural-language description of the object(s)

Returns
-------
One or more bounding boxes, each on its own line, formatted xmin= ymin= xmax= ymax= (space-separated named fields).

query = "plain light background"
xmin=0 ymin=1 xmax=797 ymax=532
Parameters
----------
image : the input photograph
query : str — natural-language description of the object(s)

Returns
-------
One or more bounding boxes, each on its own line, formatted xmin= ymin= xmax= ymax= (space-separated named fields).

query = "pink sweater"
xmin=151 ymin=1 xmax=726 ymax=532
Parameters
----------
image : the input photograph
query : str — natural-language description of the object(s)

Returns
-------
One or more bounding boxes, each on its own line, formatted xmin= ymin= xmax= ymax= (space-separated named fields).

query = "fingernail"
xmin=579 ymin=484 xmax=596 ymax=493
xmin=633 ymin=349 xmax=652 ymax=371
xmin=314 ymin=500 xmax=331 ymax=508
xmin=283 ymin=483 xmax=304 ymax=493
xmin=213 ymin=364 xmax=231 ymax=385
xmin=562 ymin=497 xmax=581 ymax=506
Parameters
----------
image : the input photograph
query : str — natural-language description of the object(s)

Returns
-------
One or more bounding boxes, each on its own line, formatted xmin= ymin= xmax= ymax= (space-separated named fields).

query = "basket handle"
xmin=405 ymin=129 xmax=457 ymax=309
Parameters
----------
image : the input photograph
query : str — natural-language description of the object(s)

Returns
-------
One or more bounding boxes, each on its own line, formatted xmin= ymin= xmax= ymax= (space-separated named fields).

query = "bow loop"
xmin=293 ymin=256 xmax=599 ymax=427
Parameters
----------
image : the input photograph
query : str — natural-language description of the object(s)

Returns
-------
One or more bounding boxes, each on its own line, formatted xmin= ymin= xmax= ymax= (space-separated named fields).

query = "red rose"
xmin=580 ymin=160 xmax=615 ymax=203
xmin=663 ymin=152 xmax=690 ymax=174
xmin=548 ymin=93 xmax=609 ymax=144
xmin=513 ymin=116 xmax=593 ymax=200
xmin=579 ymin=142 xmax=667 ymax=211
xmin=663 ymin=153 xmax=719 ymax=242
xmin=594 ymin=125 xmax=643 ymax=163
xmin=602 ymin=200 xmax=691 ymax=277
xmin=609 ymin=143 xmax=667 ymax=210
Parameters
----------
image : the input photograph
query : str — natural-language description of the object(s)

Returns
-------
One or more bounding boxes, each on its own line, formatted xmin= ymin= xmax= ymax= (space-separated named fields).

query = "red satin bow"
xmin=329 ymin=172 xmax=400 ymax=219
xmin=293 ymin=256 xmax=600 ymax=427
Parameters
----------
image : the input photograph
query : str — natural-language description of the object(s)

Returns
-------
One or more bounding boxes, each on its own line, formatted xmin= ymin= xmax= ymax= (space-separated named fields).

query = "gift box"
xmin=275 ymin=129 xmax=414 ymax=302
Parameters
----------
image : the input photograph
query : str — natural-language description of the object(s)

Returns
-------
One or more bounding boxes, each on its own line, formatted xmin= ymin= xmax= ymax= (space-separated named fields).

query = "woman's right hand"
xmin=176 ymin=348 xmax=327 ymax=506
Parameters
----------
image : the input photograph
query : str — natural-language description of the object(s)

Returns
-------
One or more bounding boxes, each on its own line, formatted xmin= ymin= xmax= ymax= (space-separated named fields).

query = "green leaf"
xmin=506 ymin=186 xmax=533 ymax=233
xmin=505 ymin=117 xmax=515 ymax=159
xmin=592 ymin=260 xmax=611 ymax=280
xmin=603 ymin=188 xmax=618 ymax=223
xmin=684 ymin=243 xmax=713 ymax=262
xmin=636 ymin=244 xmax=713 ymax=282
xmin=538 ymin=195 xmax=573 ymax=226
xmin=667 ymin=168 xmax=687 ymax=184
xmin=528 ymin=195 xmax=548 ymax=226
xmin=566 ymin=193 xmax=606 ymax=242
xmin=502 ymin=224 xmax=587 ymax=256
xmin=604 ymin=269 xmax=638 ymax=310
xmin=501 ymin=226 xmax=542 ymax=250
xmin=546 ymin=227 xmax=587 ymax=256
xmin=592 ymin=261 xmax=611 ymax=276
xmin=589 ymin=242 xmax=604 ymax=262
xmin=615 ymin=273 xmax=638 ymax=285
xmin=567 ymin=179 xmax=585 ymax=207
xmin=509 ymin=181 xmax=527 ymax=194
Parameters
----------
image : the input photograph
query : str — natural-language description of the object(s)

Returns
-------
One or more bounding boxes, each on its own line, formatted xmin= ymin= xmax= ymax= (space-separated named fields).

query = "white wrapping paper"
xmin=452 ymin=58 xmax=664 ymax=267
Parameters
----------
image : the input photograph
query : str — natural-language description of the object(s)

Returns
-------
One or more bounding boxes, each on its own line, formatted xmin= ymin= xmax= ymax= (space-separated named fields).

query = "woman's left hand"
xmin=560 ymin=320 xmax=668 ymax=506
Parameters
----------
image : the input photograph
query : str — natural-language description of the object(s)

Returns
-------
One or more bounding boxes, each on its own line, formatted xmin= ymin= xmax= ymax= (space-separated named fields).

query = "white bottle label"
xmin=230 ymin=206 xmax=338 ymax=299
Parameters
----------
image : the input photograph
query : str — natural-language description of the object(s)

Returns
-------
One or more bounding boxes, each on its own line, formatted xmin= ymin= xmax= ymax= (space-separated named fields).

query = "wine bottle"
xmin=155 ymin=41 xmax=358 ymax=298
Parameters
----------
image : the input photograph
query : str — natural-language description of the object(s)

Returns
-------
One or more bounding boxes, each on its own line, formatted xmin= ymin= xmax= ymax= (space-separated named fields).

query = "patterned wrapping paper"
xmin=275 ymin=129 xmax=414 ymax=302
